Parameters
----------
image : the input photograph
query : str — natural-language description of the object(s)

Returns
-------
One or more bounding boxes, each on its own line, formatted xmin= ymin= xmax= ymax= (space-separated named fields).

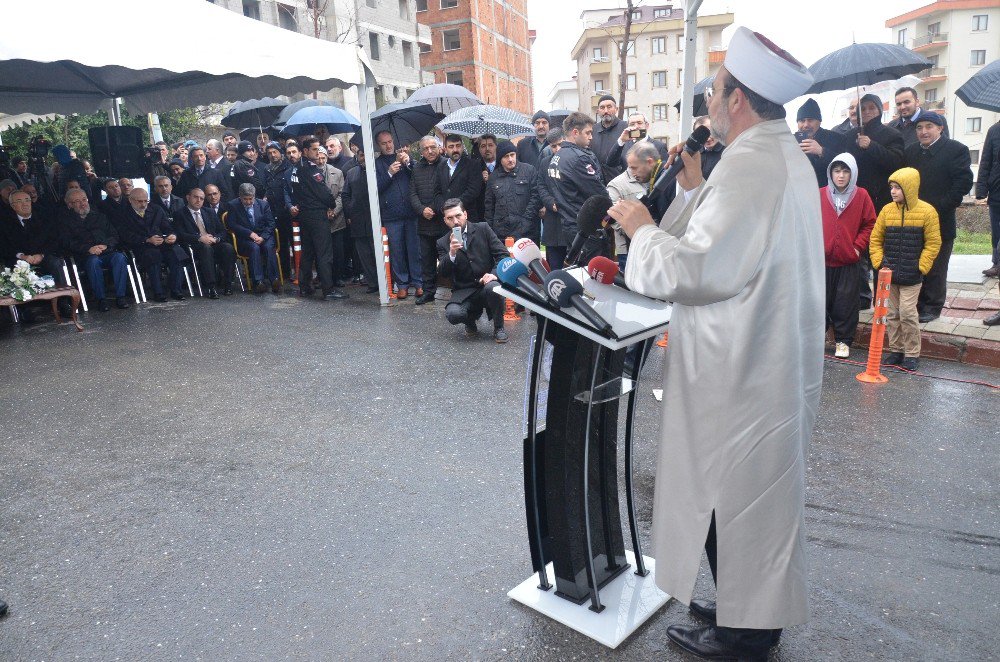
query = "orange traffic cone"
xmin=656 ymin=331 xmax=668 ymax=347
xmin=291 ymin=221 xmax=302 ymax=285
xmin=504 ymin=237 xmax=521 ymax=321
xmin=381 ymin=227 xmax=396 ymax=300
xmin=857 ymin=268 xmax=893 ymax=384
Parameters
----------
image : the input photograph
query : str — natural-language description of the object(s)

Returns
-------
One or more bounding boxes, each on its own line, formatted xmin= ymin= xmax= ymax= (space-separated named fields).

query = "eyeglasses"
xmin=704 ymin=84 xmax=735 ymax=101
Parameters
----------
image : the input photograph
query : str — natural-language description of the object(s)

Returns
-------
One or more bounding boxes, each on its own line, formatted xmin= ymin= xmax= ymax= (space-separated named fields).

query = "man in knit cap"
xmin=795 ymin=97 xmax=848 ymax=186
xmin=516 ymin=110 xmax=549 ymax=168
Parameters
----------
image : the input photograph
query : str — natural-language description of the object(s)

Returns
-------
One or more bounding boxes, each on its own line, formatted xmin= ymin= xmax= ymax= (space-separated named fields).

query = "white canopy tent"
xmin=0 ymin=0 xmax=392 ymax=304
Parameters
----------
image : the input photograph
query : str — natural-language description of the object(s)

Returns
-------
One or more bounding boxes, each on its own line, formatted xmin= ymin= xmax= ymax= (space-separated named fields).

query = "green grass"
xmin=952 ymin=229 xmax=995 ymax=255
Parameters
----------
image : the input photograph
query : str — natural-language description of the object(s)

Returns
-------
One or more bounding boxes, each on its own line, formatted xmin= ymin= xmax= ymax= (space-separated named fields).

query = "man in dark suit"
xmin=536 ymin=129 xmax=568 ymax=269
xmin=795 ymin=98 xmax=849 ymax=187
xmin=409 ymin=136 xmax=446 ymax=305
xmin=227 ymin=182 xmax=279 ymax=294
xmin=175 ymin=147 xmax=232 ymax=201
xmin=890 ymin=87 xmax=950 ymax=148
xmin=832 ymin=98 xmax=859 ymax=135
xmin=60 ymin=188 xmax=131 ymax=311
xmin=173 ymin=188 xmax=236 ymax=298
xmin=604 ymin=112 xmax=671 ymax=174
xmin=342 ymin=148 xmax=380 ymax=294
xmin=98 ymin=178 xmax=129 ymax=223
xmin=904 ymin=111 xmax=973 ymax=322
xmin=0 ymin=189 xmax=66 ymax=278
xmin=115 ymin=188 xmax=185 ymax=302
xmin=436 ymin=197 xmax=510 ymax=343
xmin=440 ymin=134 xmax=484 ymax=222
xmin=151 ymin=175 xmax=184 ymax=217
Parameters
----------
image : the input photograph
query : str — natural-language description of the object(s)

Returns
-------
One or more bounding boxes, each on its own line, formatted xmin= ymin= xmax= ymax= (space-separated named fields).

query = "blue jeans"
xmin=84 ymin=251 xmax=128 ymax=300
xmin=237 ymin=234 xmax=278 ymax=283
xmin=384 ymin=219 xmax=422 ymax=289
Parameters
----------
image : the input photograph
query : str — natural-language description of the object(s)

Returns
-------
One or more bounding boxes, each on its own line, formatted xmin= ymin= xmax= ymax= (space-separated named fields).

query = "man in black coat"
xmin=0 ymin=189 xmax=65 ymax=278
xmin=440 ymin=134 xmax=484 ymax=223
xmin=151 ymin=175 xmax=185 ymax=217
xmin=547 ymin=112 xmax=607 ymax=252
xmin=516 ymin=111 xmax=549 ymax=168
xmin=795 ymin=98 xmax=848 ymax=187
xmin=485 ymin=140 xmax=540 ymax=244
xmin=695 ymin=117 xmax=725 ymax=180
xmin=889 ymin=87 xmax=950 ymax=148
xmin=409 ymin=136 xmax=446 ymax=304
xmin=60 ymin=187 xmax=131 ymax=311
xmin=605 ymin=112 xmax=671 ymax=174
xmin=172 ymin=188 xmax=236 ymax=298
xmin=341 ymin=149 xmax=380 ymax=294
xmin=591 ymin=95 xmax=629 ymax=184
xmin=905 ymin=112 xmax=973 ymax=322
xmin=535 ymin=129 xmax=568 ymax=269
xmin=98 ymin=178 xmax=129 ymax=223
xmin=175 ymin=146 xmax=232 ymax=201
xmin=976 ymin=120 xmax=1000 ymax=279
xmin=289 ymin=137 xmax=345 ymax=300
xmin=436 ymin=197 xmax=510 ymax=343
xmin=115 ymin=188 xmax=185 ymax=302
xmin=832 ymin=99 xmax=859 ymax=135
xmin=230 ymin=141 xmax=267 ymax=200
xmin=261 ymin=141 xmax=294 ymax=279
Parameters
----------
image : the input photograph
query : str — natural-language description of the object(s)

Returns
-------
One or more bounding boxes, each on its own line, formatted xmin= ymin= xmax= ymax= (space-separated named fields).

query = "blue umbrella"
xmin=281 ymin=105 xmax=361 ymax=137
xmin=270 ymin=99 xmax=334 ymax=134
xmin=369 ymin=102 xmax=445 ymax=147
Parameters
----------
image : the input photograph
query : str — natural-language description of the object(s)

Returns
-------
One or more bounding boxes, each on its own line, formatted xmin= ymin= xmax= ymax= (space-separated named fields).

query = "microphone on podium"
xmin=566 ymin=195 xmax=615 ymax=266
xmin=543 ymin=269 xmax=613 ymax=335
xmin=496 ymin=256 xmax=549 ymax=306
xmin=586 ymin=255 xmax=629 ymax=290
xmin=638 ymin=125 xmax=710 ymax=212
xmin=511 ymin=238 xmax=550 ymax=283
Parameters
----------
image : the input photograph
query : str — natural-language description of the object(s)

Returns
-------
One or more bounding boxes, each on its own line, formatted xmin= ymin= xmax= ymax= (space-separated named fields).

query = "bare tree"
xmin=617 ymin=0 xmax=635 ymax=118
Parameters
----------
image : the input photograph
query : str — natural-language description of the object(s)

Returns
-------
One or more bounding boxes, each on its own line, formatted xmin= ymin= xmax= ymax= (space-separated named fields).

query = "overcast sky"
xmin=528 ymin=0 xmax=921 ymax=115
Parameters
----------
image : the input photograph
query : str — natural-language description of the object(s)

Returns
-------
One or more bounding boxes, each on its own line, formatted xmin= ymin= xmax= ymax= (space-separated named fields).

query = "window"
xmin=927 ymin=54 xmax=939 ymax=67
xmin=927 ymin=22 xmax=940 ymax=35
xmin=624 ymin=106 xmax=638 ymax=116
xmin=593 ymin=47 xmax=605 ymax=61
xmin=677 ymin=34 xmax=684 ymax=51
xmin=626 ymin=73 xmax=636 ymax=90
xmin=970 ymin=149 xmax=980 ymax=164
xmin=973 ymin=14 xmax=988 ymax=31
xmin=621 ymin=40 xmax=635 ymax=57
xmin=441 ymin=0 xmax=458 ymax=8
xmin=925 ymin=88 xmax=938 ymax=102
xmin=419 ymin=42 xmax=431 ymax=54
xmin=443 ymin=29 xmax=461 ymax=50
xmin=368 ymin=32 xmax=380 ymax=60
xmin=366 ymin=0 xmax=377 ymax=7
xmin=677 ymin=69 xmax=683 ymax=86
xmin=652 ymin=71 xmax=667 ymax=87
xmin=399 ymin=0 xmax=410 ymax=19
xmin=277 ymin=3 xmax=297 ymax=31
xmin=653 ymin=104 xmax=668 ymax=120
xmin=416 ymin=0 xmax=427 ymax=10
xmin=403 ymin=41 xmax=414 ymax=67
xmin=242 ymin=0 xmax=260 ymax=20
xmin=446 ymin=71 xmax=463 ymax=86
xmin=653 ymin=8 xmax=669 ymax=18
xmin=971 ymin=49 xmax=986 ymax=65
xmin=387 ymin=35 xmax=396 ymax=48
xmin=897 ymin=28 xmax=907 ymax=45
xmin=652 ymin=36 xmax=666 ymax=54
xmin=594 ymin=79 xmax=606 ymax=92
xmin=967 ymin=117 xmax=982 ymax=133
xmin=630 ymin=10 xmax=641 ymax=20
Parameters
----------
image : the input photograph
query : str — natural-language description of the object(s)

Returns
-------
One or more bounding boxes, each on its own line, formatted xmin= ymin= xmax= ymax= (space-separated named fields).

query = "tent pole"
xmin=111 ymin=97 xmax=122 ymax=126
xmin=148 ymin=113 xmax=163 ymax=143
xmin=678 ymin=0 xmax=703 ymax=144
xmin=358 ymin=68 xmax=389 ymax=306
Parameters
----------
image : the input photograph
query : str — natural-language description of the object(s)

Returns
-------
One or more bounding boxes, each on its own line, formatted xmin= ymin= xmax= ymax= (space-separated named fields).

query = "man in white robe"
xmin=609 ymin=27 xmax=824 ymax=659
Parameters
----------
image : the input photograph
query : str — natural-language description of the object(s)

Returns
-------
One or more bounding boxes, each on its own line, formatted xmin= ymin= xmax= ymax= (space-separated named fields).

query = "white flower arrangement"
xmin=0 ymin=260 xmax=56 ymax=302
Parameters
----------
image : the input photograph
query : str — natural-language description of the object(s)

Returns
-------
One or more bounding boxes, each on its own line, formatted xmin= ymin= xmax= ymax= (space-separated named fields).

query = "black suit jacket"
xmin=172 ymin=207 xmax=227 ymax=245
xmin=175 ymin=166 xmax=233 ymax=201
xmin=438 ymin=156 xmax=484 ymax=222
xmin=115 ymin=204 xmax=174 ymax=250
xmin=225 ymin=197 xmax=276 ymax=240
xmin=436 ymin=221 xmax=508 ymax=304
xmin=905 ymin=137 xmax=973 ymax=241
xmin=0 ymin=212 xmax=59 ymax=266
xmin=890 ymin=110 xmax=950 ymax=148
xmin=153 ymin=194 xmax=184 ymax=217
xmin=848 ymin=119 xmax=905 ymax=211
xmin=803 ymin=127 xmax=849 ymax=187
xmin=59 ymin=208 xmax=120 ymax=258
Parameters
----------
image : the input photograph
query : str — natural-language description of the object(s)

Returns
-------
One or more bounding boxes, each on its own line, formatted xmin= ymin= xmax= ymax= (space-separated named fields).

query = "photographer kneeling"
xmin=436 ymin=198 xmax=510 ymax=343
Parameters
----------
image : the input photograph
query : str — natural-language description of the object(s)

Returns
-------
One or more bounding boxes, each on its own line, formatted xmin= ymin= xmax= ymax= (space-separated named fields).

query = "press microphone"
xmin=495 ymin=256 xmax=549 ymax=306
xmin=587 ymin=255 xmax=629 ymax=290
xmin=638 ymin=125 xmax=710 ymax=211
xmin=511 ymin=238 xmax=550 ymax=283
xmin=543 ymin=269 xmax=613 ymax=335
xmin=566 ymin=195 xmax=614 ymax=266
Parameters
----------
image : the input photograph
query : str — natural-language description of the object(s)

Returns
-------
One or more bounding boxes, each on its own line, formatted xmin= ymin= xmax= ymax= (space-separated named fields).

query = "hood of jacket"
xmin=825 ymin=152 xmax=858 ymax=215
xmin=888 ymin=167 xmax=920 ymax=211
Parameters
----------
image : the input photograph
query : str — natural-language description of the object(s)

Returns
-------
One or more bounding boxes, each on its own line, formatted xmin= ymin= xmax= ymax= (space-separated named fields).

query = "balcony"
xmin=919 ymin=66 xmax=947 ymax=82
xmin=590 ymin=59 xmax=611 ymax=76
xmin=912 ymin=32 xmax=948 ymax=51
xmin=708 ymin=47 xmax=726 ymax=64
xmin=924 ymin=99 xmax=946 ymax=111
xmin=591 ymin=93 xmax=614 ymax=107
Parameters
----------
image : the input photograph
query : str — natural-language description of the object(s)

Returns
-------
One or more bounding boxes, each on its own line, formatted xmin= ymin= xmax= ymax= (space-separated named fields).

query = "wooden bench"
xmin=1 ymin=286 xmax=84 ymax=331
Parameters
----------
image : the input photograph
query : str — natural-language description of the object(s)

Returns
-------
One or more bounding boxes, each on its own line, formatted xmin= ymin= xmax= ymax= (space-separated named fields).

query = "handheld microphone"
xmin=587 ymin=255 xmax=629 ymax=290
xmin=511 ymin=238 xmax=550 ymax=283
xmin=638 ymin=125 xmax=710 ymax=211
xmin=496 ymin=257 xmax=549 ymax=306
xmin=543 ymin=269 xmax=613 ymax=335
xmin=566 ymin=195 xmax=614 ymax=266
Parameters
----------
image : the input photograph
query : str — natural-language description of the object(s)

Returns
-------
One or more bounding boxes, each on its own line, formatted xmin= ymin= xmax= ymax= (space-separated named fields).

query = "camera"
xmin=28 ymin=135 xmax=51 ymax=160
xmin=629 ymin=128 xmax=647 ymax=140
xmin=0 ymin=145 xmax=9 ymax=167
xmin=143 ymin=146 xmax=163 ymax=165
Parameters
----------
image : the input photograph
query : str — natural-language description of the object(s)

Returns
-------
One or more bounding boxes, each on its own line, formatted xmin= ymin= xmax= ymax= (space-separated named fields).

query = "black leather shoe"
xmin=170 ymin=291 xmax=186 ymax=301
xmin=985 ymin=311 xmax=1000 ymax=326
xmin=366 ymin=286 xmax=379 ymax=294
xmin=415 ymin=291 xmax=435 ymax=305
xmin=208 ymin=288 xmax=220 ymax=299
xmin=465 ymin=322 xmax=478 ymax=337
xmin=0 ymin=598 xmax=7 ymax=617
xmin=222 ymin=287 xmax=234 ymax=296
xmin=299 ymin=285 xmax=315 ymax=297
xmin=666 ymin=624 xmax=776 ymax=661
xmin=689 ymin=599 xmax=717 ymax=623
xmin=153 ymin=293 xmax=168 ymax=303
xmin=882 ymin=351 xmax=904 ymax=366
xmin=116 ymin=297 xmax=131 ymax=309
xmin=254 ymin=281 xmax=267 ymax=295
xmin=334 ymin=279 xmax=348 ymax=287
xmin=901 ymin=357 xmax=920 ymax=371
xmin=97 ymin=299 xmax=111 ymax=312
xmin=983 ymin=265 xmax=1000 ymax=277
xmin=323 ymin=289 xmax=348 ymax=300
xmin=918 ymin=312 xmax=938 ymax=323
xmin=494 ymin=328 xmax=509 ymax=343
xmin=271 ymin=280 xmax=281 ymax=294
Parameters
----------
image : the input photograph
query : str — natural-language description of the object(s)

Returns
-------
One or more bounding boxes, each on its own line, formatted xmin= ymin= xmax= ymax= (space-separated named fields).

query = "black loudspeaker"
xmin=88 ymin=126 xmax=144 ymax=178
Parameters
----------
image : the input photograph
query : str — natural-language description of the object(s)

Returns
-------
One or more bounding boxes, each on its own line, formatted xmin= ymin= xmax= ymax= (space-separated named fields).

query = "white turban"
xmin=724 ymin=27 xmax=813 ymax=105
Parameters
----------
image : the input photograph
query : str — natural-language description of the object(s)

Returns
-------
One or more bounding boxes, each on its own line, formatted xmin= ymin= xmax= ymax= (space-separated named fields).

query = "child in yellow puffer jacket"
xmin=869 ymin=167 xmax=941 ymax=371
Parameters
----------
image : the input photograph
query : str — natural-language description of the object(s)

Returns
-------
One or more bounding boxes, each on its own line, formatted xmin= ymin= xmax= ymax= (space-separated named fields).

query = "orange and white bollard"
xmin=381 ymin=227 xmax=396 ymax=299
xmin=857 ymin=267 xmax=893 ymax=384
xmin=504 ymin=237 xmax=521 ymax=321
xmin=656 ymin=331 xmax=668 ymax=347
xmin=291 ymin=221 xmax=302 ymax=285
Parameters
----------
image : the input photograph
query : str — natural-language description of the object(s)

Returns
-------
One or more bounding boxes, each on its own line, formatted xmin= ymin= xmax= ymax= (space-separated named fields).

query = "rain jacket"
xmin=869 ymin=167 xmax=942 ymax=286
xmin=820 ymin=153 xmax=876 ymax=267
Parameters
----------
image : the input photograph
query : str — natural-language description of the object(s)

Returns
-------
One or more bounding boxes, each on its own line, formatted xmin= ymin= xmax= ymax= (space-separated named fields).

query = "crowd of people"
xmin=1 ymin=87 xmax=998 ymax=350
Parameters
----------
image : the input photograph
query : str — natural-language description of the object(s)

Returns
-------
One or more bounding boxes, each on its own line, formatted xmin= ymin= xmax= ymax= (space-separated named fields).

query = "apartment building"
xmin=886 ymin=0 xmax=999 ymax=175
xmin=571 ymin=4 xmax=733 ymax=144
xmin=415 ymin=0 xmax=534 ymax=114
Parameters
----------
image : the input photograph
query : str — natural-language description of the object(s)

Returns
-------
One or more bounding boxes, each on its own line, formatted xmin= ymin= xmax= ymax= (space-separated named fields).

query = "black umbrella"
xmin=956 ymin=58 xmax=1000 ymax=113
xmin=369 ymin=102 xmax=445 ymax=147
xmin=673 ymin=75 xmax=714 ymax=117
xmin=239 ymin=126 xmax=273 ymax=141
xmin=547 ymin=109 xmax=573 ymax=129
xmin=222 ymin=97 xmax=286 ymax=129
xmin=806 ymin=43 xmax=930 ymax=94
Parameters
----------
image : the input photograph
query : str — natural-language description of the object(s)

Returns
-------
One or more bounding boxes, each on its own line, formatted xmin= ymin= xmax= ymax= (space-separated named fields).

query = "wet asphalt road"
xmin=0 ymin=289 xmax=997 ymax=661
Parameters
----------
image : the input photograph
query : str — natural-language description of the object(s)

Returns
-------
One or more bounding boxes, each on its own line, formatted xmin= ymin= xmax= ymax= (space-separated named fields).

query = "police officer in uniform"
xmin=230 ymin=141 xmax=267 ymax=200
xmin=547 ymin=112 xmax=607 ymax=264
xmin=290 ymin=137 xmax=347 ymax=300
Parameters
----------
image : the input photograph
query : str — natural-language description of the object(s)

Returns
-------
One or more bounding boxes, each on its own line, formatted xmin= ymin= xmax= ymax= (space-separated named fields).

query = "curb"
xmin=854 ymin=323 xmax=1000 ymax=370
